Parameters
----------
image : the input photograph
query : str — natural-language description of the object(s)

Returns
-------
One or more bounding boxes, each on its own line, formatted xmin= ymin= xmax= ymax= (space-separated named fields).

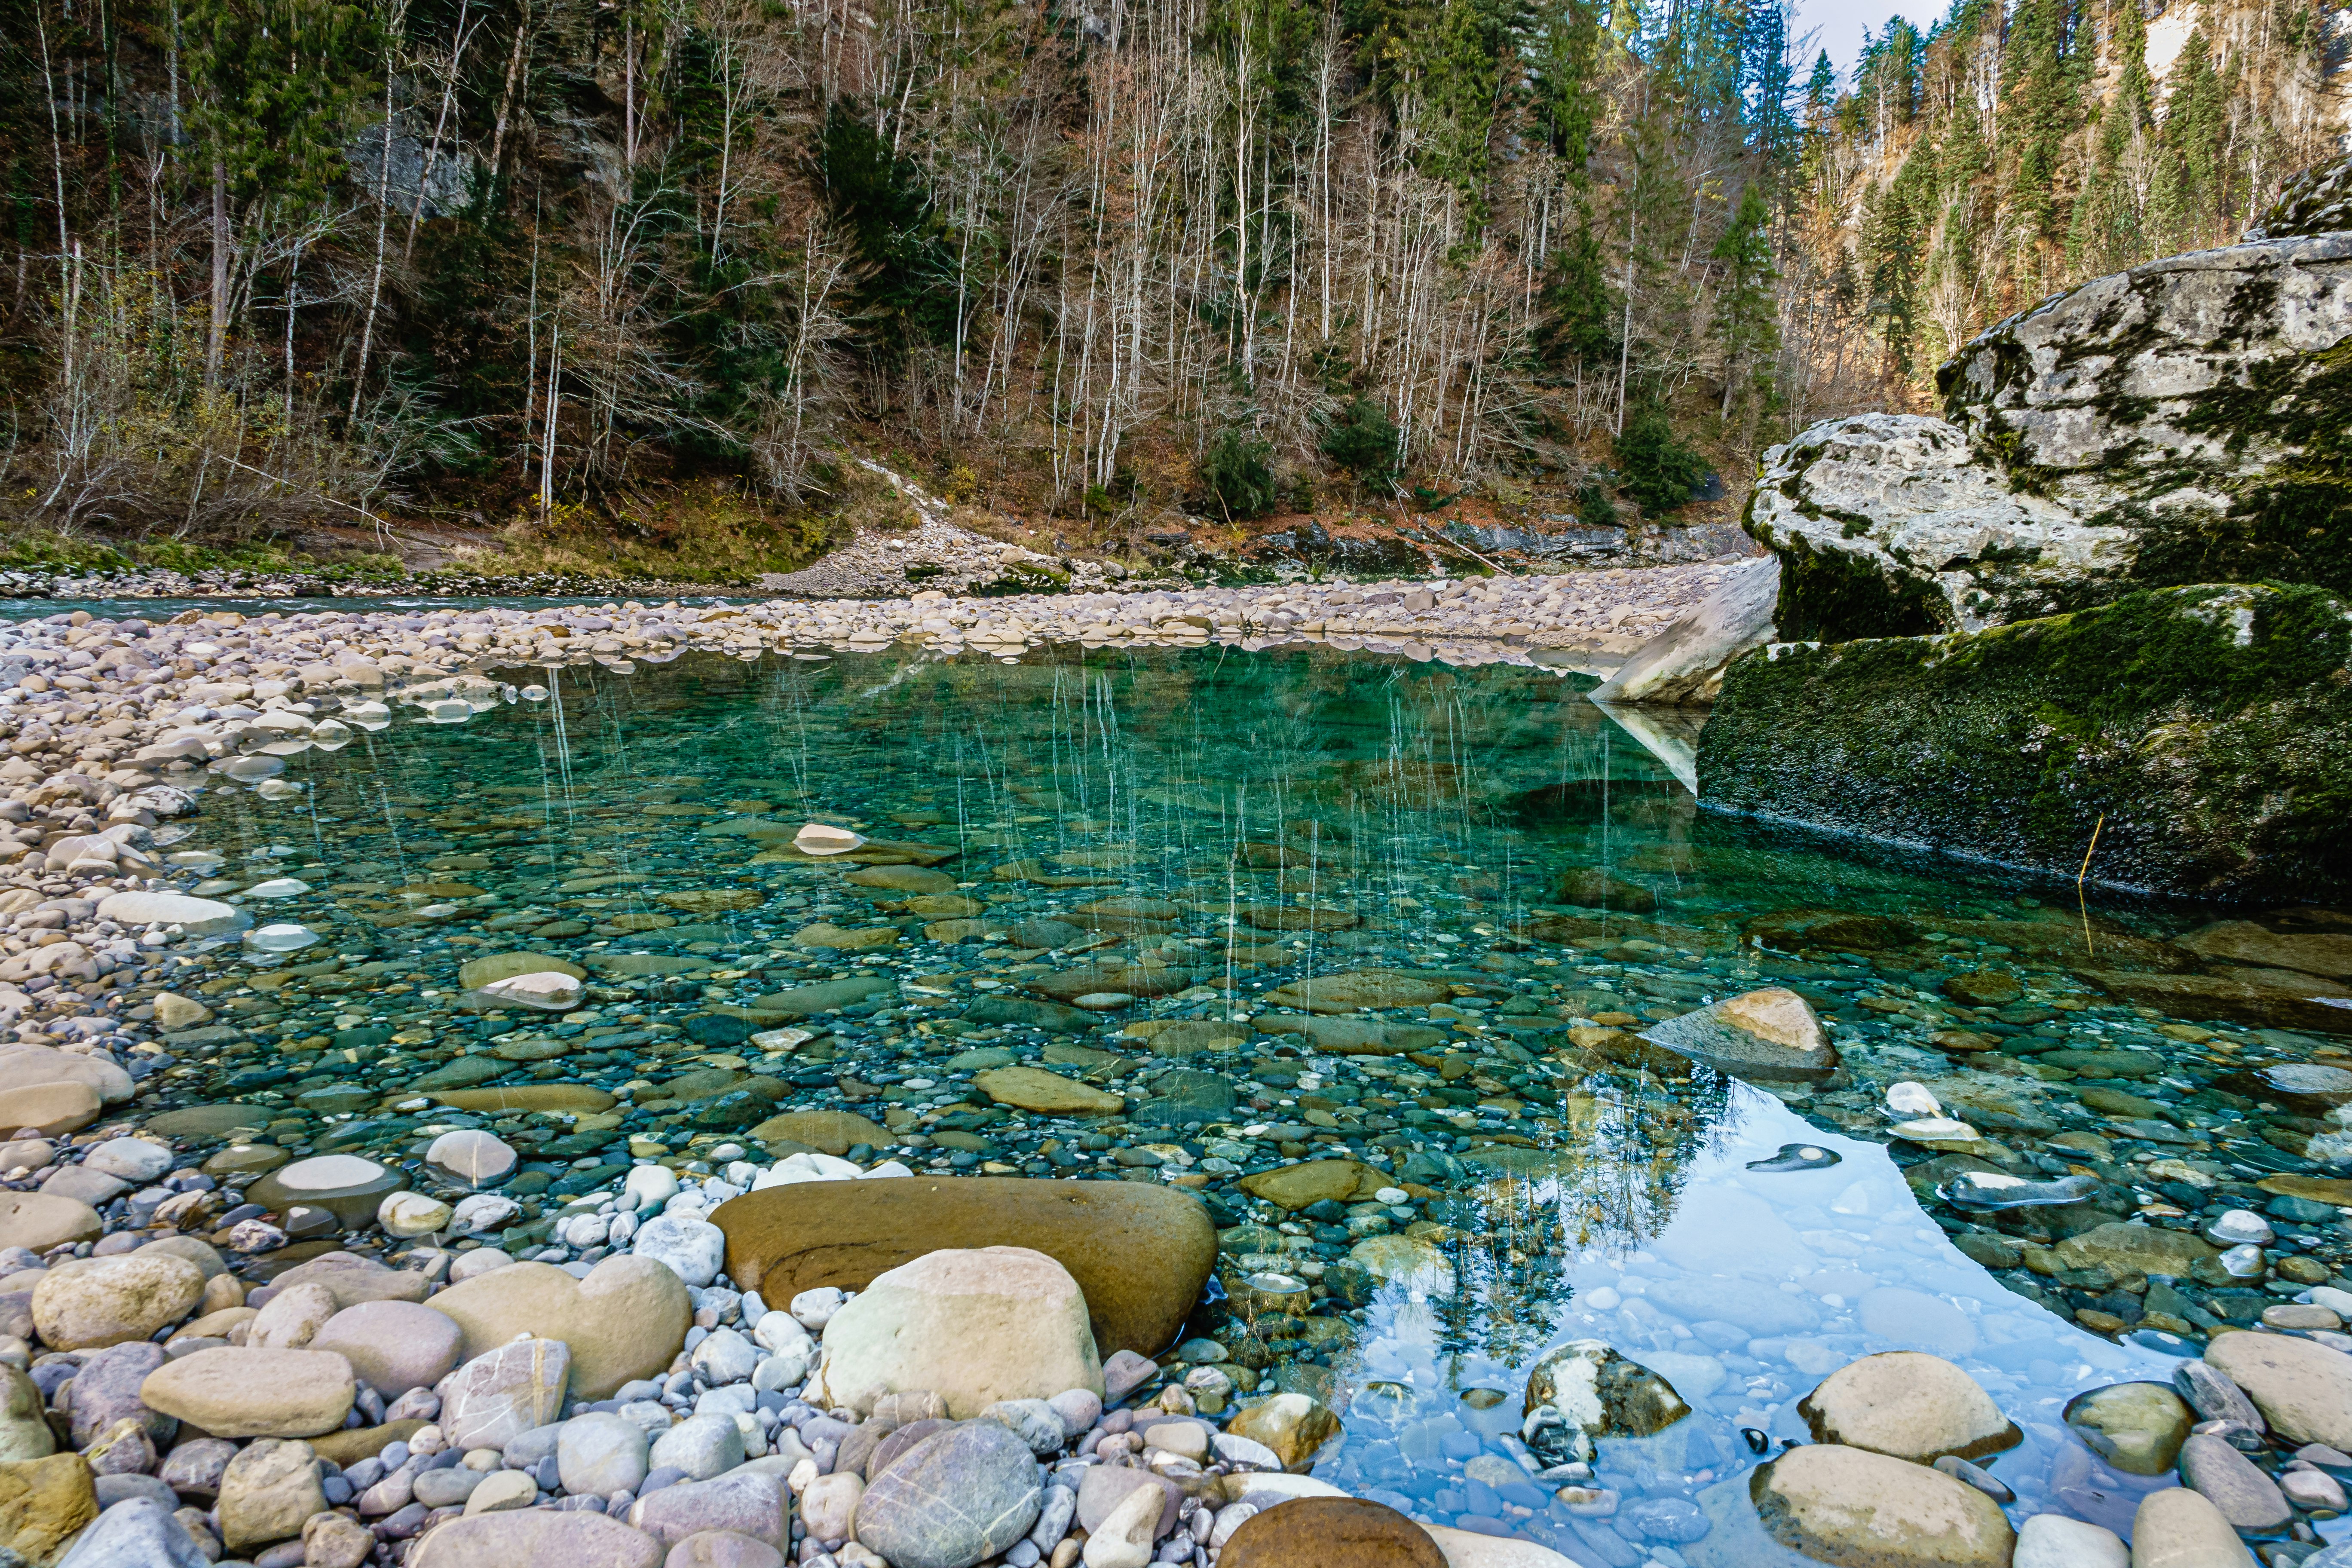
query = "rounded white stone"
xmin=94 ymin=891 xmax=248 ymax=936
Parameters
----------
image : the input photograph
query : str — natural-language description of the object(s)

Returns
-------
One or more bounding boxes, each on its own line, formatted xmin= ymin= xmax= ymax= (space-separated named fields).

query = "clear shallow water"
xmin=137 ymin=644 xmax=2352 ymax=1558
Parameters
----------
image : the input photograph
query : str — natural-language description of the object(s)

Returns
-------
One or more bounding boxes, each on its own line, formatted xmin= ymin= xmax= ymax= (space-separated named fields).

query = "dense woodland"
xmin=0 ymin=0 xmax=2342 ymax=547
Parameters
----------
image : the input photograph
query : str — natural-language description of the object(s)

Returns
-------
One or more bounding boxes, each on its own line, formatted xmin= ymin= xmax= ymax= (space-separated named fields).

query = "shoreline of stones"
xmin=0 ymin=591 xmax=2338 ymax=1566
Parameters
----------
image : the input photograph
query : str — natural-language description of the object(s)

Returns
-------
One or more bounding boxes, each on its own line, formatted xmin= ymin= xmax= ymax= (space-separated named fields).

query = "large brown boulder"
xmin=1218 ymin=1497 xmax=1443 ymax=1568
xmin=712 ymin=1176 xmax=1214 ymax=1359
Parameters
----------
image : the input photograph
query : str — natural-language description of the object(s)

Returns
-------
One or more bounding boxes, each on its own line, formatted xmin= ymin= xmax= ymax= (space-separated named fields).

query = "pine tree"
xmin=2067 ymin=0 xmax=2152 ymax=276
xmin=2157 ymin=28 xmax=2232 ymax=248
xmin=1865 ymin=148 xmax=1935 ymax=377
xmin=1711 ymin=181 xmax=1779 ymax=420
xmin=2003 ymin=0 xmax=2083 ymax=248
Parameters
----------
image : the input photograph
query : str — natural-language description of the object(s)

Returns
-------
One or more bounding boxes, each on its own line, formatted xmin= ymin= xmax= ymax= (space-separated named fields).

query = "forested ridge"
xmin=0 ymin=0 xmax=2342 ymax=557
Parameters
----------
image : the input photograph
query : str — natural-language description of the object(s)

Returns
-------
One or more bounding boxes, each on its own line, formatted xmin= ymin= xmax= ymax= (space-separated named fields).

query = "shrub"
xmin=1320 ymin=396 xmax=1400 ymax=485
xmin=1613 ymin=398 xmax=1707 ymax=514
xmin=1201 ymin=427 xmax=1278 ymax=522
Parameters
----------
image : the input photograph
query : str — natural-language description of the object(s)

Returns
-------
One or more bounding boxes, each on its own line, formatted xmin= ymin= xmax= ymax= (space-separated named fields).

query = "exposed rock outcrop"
xmin=1705 ymin=154 xmax=2352 ymax=902
xmin=1745 ymin=156 xmax=2352 ymax=644
xmin=1696 ymin=582 xmax=2352 ymax=905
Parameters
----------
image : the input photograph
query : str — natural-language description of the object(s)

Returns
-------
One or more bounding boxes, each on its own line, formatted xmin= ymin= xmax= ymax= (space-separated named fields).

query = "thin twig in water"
xmin=2076 ymin=812 xmax=2106 ymax=957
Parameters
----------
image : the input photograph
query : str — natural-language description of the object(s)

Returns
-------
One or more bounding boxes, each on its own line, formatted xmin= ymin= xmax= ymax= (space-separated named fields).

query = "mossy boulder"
xmin=1696 ymin=582 xmax=2352 ymax=905
xmin=1745 ymin=156 xmax=2352 ymax=645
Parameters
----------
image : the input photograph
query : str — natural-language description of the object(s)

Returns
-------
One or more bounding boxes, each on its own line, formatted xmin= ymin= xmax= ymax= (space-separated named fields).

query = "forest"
xmin=0 ymin=0 xmax=2341 ymax=555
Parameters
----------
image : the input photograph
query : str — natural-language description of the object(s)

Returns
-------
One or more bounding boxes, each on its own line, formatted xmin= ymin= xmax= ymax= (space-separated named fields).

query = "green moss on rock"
xmin=1696 ymin=582 xmax=2352 ymax=902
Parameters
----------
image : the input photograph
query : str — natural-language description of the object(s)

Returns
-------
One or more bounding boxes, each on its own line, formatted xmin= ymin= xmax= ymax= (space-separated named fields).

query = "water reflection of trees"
xmin=1429 ymin=1066 xmax=1744 ymax=1369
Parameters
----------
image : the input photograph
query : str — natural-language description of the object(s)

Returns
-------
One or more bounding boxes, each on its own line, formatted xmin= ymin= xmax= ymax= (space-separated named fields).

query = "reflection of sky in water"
xmin=152 ymin=643 xmax=2352 ymax=1556
xmin=1324 ymin=1085 xmax=2333 ymax=1553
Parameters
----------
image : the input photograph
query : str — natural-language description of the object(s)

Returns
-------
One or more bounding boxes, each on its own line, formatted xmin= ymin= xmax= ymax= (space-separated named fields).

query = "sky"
xmin=1793 ymin=0 xmax=1953 ymax=74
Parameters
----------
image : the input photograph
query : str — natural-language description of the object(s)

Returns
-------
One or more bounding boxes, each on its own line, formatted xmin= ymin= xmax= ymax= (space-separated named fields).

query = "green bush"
xmin=1613 ymin=398 xmax=1707 ymax=514
xmin=1320 ymin=396 xmax=1400 ymax=485
xmin=1577 ymin=476 xmax=1617 ymax=527
xmin=1201 ymin=427 xmax=1278 ymax=522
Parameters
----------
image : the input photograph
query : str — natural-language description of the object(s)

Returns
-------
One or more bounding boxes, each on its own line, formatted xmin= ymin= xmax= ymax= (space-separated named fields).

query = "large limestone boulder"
xmin=1746 ymin=157 xmax=2352 ymax=648
xmin=426 ymin=1256 xmax=688 ymax=1400
xmin=1747 ymin=413 xmax=2137 ymax=639
xmin=1590 ymin=556 xmax=1781 ymax=707
xmin=808 ymin=1246 xmax=1102 ymax=1418
xmin=1698 ymin=582 xmax=2352 ymax=905
xmin=712 ymin=1176 xmax=1213 ymax=1360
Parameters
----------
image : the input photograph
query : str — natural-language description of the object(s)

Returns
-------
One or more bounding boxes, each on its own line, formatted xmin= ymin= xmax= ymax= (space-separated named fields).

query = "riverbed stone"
xmin=662 ymin=1530 xmax=781 ymax=1568
xmin=80 ymin=1139 xmax=169 ymax=1184
xmin=0 ymin=1452 xmax=96 ymax=1565
xmin=1798 ymin=1352 xmax=2020 ymax=1463
xmin=1643 ymin=989 xmax=1838 ymax=1083
xmin=558 ymin=1412 xmax=650 ymax=1496
xmin=1217 ymin=1498 xmax=1444 ymax=1568
xmin=1224 ymin=1393 xmax=1341 ymax=1472
xmin=427 ymin=1256 xmax=689 ymax=1400
xmin=0 ymin=1368 xmax=49 ymax=1464
xmin=648 ymin=1413 xmax=744 ymax=1481
xmin=0 ymin=1047 xmax=130 ymax=1108
xmin=441 ymin=1337 xmax=570 ymax=1450
xmin=1237 ymin=1160 xmax=1380 ymax=1212
xmin=0 ymin=1083 xmax=99 ymax=1139
xmin=247 ymin=1281 xmax=338 ymax=1350
xmin=217 ymin=1437 xmax=325 ymax=1552
xmin=1258 ymin=972 xmax=1449 ymax=1013
xmin=457 ymin=952 xmax=587 ymax=991
xmin=424 ymin=1131 xmax=518 ymax=1191
xmin=54 ymin=1493 xmax=211 ymax=1568
xmin=2204 ymin=1327 xmax=2352 ymax=1450
xmin=2129 ymin=1485 xmax=2257 ymax=1568
xmin=1522 ymin=1341 xmax=1690 ymax=1462
xmin=407 ymin=1509 xmax=668 ymax=1568
xmin=265 ymin=1250 xmax=432 ymax=1308
xmin=743 ymin=1110 xmax=890 ymax=1156
xmin=0 ymin=1192 xmax=100 ymax=1254
xmin=2177 ymin=1431 xmax=2290 ymax=1531
xmin=308 ymin=1300 xmax=464 ymax=1397
xmin=2052 ymin=1222 xmax=2219 ymax=1280
xmin=2014 ymin=1513 xmax=2128 ymax=1568
xmin=2063 ymin=1381 xmax=2194 ymax=1476
xmin=810 ymin=1246 xmax=1100 ymax=1417
xmin=1749 ymin=1443 xmax=2012 ymax=1568
xmin=851 ymin=1419 xmax=1043 ymax=1568
xmin=712 ymin=1176 xmax=1212 ymax=1360
xmin=971 ymin=1067 xmax=1123 ymax=1116
xmin=633 ymin=1215 xmax=726 ymax=1288
xmin=138 ymin=1346 xmax=357 ymax=1438
xmin=245 ymin=1154 xmax=405 ymax=1228
xmin=68 ymin=1342 xmax=171 ymax=1448
xmin=31 ymin=1253 xmax=204 ymax=1351
xmin=627 ymin=1470 xmax=786 ymax=1547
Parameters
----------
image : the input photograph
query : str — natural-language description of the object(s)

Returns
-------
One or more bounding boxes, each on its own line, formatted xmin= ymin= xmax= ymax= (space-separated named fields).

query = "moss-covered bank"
xmin=1694 ymin=582 xmax=2352 ymax=902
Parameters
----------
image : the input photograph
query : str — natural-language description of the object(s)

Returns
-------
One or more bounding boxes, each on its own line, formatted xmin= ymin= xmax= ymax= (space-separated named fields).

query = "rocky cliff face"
xmin=1747 ymin=158 xmax=2352 ymax=644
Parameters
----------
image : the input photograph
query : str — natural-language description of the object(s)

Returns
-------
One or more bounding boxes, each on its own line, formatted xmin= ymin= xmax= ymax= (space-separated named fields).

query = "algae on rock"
xmin=1694 ymin=582 xmax=2352 ymax=903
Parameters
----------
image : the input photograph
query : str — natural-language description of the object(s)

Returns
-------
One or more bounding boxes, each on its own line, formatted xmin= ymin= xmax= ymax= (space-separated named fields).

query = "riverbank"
xmin=0 ymin=590 xmax=2341 ymax=1568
